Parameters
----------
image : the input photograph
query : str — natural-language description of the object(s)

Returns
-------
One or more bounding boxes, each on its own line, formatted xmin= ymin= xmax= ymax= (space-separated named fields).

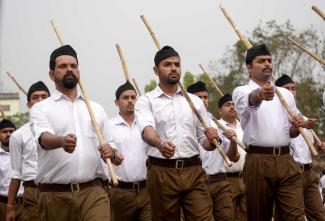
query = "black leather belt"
xmin=226 ymin=171 xmax=244 ymax=178
xmin=208 ymin=173 xmax=227 ymax=183
xmin=247 ymin=145 xmax=290 ymax=156
xmin=148 ymin=155 xmax=201 ymax=169
xmin=0 ymin=195 xmax=23 ymax=204
xmin=113 ymin=180 xmax=146 ymax=192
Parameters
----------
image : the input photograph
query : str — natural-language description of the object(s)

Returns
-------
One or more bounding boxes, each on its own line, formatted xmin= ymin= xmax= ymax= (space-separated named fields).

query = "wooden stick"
xmin=311 ymin=129 xmax=322 ymax=147
xmin=219 ymin=5 xmax=252 ymax=49
xmin=115 ymin=44 xmax=131 ymax=81
xmin=50 ymin=20 xmax=65 ymax=46
xmin=140 ymin=15 xmax=232 ymax=166
xmin=6 ymin=72 xmax=28 ymax=96
xmin=219 ymin=7 xmax=318 ymax=156
xmin=140 ymin=15 xmax=161 ymax=49
xmin=132 ymin=78 xmax=142 ymax=96
xmin=49 ymin=20 xmax=118 ymax=186
xmin=179 ymin=83 xmax=232 ymax=166
xmin=287 ymin=36 xmax=325 ymax=66
xmin=312 ymin=5 xmax=325 ymax=20
xmin=199 ymin=64 xmax=224 ymax=96
xmin=211 ymin=116 xmax=246 ymax=151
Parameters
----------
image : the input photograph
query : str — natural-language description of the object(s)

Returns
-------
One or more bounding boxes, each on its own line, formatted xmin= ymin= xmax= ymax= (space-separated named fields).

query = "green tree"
xmin=144 ymin=80 xmax=157 ymax=93
xmin=7 ymin=112 xmax=29 ymax=128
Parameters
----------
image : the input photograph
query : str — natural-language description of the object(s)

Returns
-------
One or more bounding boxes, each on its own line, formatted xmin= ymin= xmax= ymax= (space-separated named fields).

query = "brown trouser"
xmin=0 ymin=200 xmax=23 ymax=221
xmin=244 ymin=153 xmax=305 ymax=221
xmin=147 ymin=164 xmax=213 ymax=221
xmin=227 ymin=176 xmax=247 ymax=221
xmin=208 ymin=178 xmax=233 ymax=221
xmin=110 ymin=187 xmax=151 ymax=221
xmin=22 ymin=187 xmax=40 ymax=221
xmin=38 ymin=186 xmax=110 ymax=221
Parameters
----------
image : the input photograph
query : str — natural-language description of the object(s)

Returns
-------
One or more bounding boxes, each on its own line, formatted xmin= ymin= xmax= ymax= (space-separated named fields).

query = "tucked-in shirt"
xmin=30 ymin=90 xmax=112 ymax=184
xmin=290 ymin=128 xmax=313 ymax=165
xmin=219 ymin=119 xmax=246 ymax=173
xmin=199 ymin=118 xmax=229 ymax=175
xmin=135 ymin=85 xmax=210 ymax=159
xmin=0 ymin=147 xmax=23 ymax=197
xmin=233 ymin=80 xmax=298 ymax=147
xmin=107 ymin=115 xmax=147 ymax=182
xmin=9 ymin=123 xmax=37 ymax=181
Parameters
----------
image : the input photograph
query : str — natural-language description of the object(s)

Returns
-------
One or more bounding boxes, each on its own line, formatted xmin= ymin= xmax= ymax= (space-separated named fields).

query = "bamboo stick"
xmin=219 ymin=5 xmax=318 ymax=156
xmin=132 ymin=78 xmax=142 ymax=96
xmin=211 ymin=116 xmax=246 ymax=150
xmin=312 ymin=5 xmax=325 ymax=20
xmin=287 ymin=36 xmax=325 ymax=66
xmin=6 ymin=72 xmax=28 ymax=95
xmin=115 ymin=44 xmax=131 ymax=81
xmin=178 ymin=83 xmax=232 ymax=166
xmin=50 ymin=20 xmax=118 ymax=186
xmin=140 ymin=15 xmax=232 ymax=166
xmin=199 ymin=64 xmax=224 ymax=96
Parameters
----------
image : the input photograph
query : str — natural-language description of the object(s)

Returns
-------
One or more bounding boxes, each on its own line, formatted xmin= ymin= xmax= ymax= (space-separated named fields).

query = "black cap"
xmin=218 ymin=93 xmax=232 ymax=108
xmin=115 ymin=81 xmax=137 ymax=99
xmin=27 ymin=81 xmax=50 ymax=102
xmin=0 ymin=119 xmax=16 ymax=131
xmin=246 ymin=44 xmax=271 ymax=65
xmin=187 ymin=81 xmax=208 ymax=94
xmin=49 ymin=45 xmax=78 ymax=70
xmin=275 ymin=74 xmax=295 ymax=87
xmin=154 ymin=46 xmax=179 ymax=66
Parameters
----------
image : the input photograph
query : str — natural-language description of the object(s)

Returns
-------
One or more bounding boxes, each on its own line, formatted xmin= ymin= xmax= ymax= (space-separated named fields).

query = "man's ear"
xmin=49 ymin=70 xmax=55 ymax=81
xmin=153 ymin=66 xmax=158 ymax=76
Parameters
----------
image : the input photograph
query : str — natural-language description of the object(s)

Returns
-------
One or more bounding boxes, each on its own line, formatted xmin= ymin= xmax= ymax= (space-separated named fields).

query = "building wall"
xmin=0 ymin=99 xmax=20 ymax=116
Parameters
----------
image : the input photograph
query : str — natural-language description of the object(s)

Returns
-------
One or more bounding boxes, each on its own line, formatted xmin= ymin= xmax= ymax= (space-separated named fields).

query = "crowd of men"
xmin=0 ymin=43 xmax=324 ymax=221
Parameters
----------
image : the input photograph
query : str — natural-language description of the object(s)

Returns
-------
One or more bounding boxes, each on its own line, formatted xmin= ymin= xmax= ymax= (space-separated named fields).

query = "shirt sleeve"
xmin=135 ymin=95 xmax=156 ymax=134
xmin=29 ymin=102 xmax=54 ymax=146
xmin=8 ymin=133 xmax=23 ymax=179
xmin=101 ymin=116 xmax=118 ymax=150
xmin=233 ymin=87 xmax=260 ymax=120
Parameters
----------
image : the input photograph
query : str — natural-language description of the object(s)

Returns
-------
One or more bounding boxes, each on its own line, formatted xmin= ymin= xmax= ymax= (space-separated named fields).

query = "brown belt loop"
xmin=23 ymin=180 xmax=37 ymax=188
xmin=148 ymin=155 xmax=201 ymax=168
xmin=38 ymin=178 xmax=104 ymax=192
xmin=208 ymin=173 xmax=227 ymax=183
xmin=247 ymin=145 xmax=290 ymax=156
xmin=300 ymin=163 xmax=312 ymax=172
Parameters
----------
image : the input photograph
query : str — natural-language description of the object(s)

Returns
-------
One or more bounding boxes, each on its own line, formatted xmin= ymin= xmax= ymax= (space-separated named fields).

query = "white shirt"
xmin=30 ymin=90 xmax=112 ymax=184
xmin=219 ymin=119 xmax=246 ymax=173
xmin=199 ymin=118 xmax=229 ymax=175
xmin=233 ymin=80 xmax=298 ymax=147
xmin=108 ymin=115 xmax=147 ymax=182
xmin=0 ymin=147 xmax=23 ymax=197
xmin=290 ymin=128 xmax=313 ymax=165
xmin=135 ymin=85 xmax=210 ymax=159
xmin=9 ymin=123 xmax=37 ymax=181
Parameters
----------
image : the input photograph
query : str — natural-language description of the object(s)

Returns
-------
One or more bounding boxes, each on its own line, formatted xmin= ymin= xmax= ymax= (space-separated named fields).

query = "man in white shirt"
xmin=233 ymin=44 xmax=309 ymax=221
xmin=0 ymin=120 xmax=24 ymax=221
xmin=108 ymin=81 xmax=151 ymax=221
xmin=275 ymin=74 xmax=325 ymax=221
xmin=135 ymin=46 xmax=227 ymax=221
xmin=29 ymin=45 xmax=115 ymax=221
xmin=6 ymin=81 xmax=50 ymax=221
xmin=320 ymin=170 xmax=325 ymax=205
xmin=217 ymin=94 xmax=247 ymax=221
xmin=187 ymin=81 xmax=239 ymax=221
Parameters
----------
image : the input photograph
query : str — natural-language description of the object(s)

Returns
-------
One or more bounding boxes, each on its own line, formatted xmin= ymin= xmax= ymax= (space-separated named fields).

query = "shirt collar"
xmin=113 ymin=114 xmax=136 ymax=127
xmin=219 ymin=118 xmax=240 ymax=129
xmin=0 ymin=146 xmax=9 ymax=155
xmin=52 ymin=89 xmax=83 ymax=102
xmin=248 ymin=79 xmax=261 ymax=91
xmin=151 ymin=85 xmax=182 ymax=99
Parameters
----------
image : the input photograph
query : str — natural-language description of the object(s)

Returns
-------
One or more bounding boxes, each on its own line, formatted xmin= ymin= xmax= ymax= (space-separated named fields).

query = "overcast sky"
xmin=0 ymin=0 xmax=324 ymax=116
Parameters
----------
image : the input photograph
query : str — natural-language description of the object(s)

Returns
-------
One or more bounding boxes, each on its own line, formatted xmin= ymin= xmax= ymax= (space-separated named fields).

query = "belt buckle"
xmin=273 ymin=147 xmax=281 ymax=156
xmin=133 ymin=182 xmax=140 ymax=192
xmin=16 ymin=197 xmax=23 ymax=204
xmin=175 ymin=160 xmax=184 ymax=169
xmin=70 ymin=183 xmax=80 ymax=193
xmin=238 ymin=171 xmax=244 ymax=178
